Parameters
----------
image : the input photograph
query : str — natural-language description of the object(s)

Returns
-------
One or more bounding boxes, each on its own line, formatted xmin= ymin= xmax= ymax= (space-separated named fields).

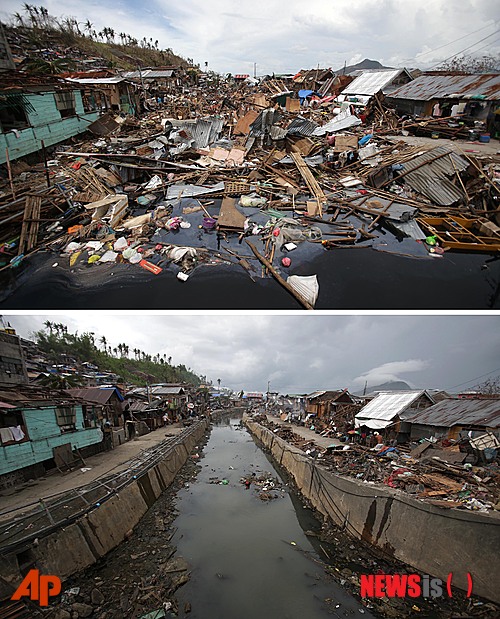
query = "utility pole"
xmin=253 ymin=62 xmax=257 ymax=79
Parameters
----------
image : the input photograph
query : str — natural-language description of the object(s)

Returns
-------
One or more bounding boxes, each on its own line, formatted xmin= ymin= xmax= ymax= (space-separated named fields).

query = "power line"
xmin=414 ymin=22 xmax=497 ymax=58
xmin=446 ymin=367 xmax=500 ymax=391
xmin=429 ymin=29 xmax=500 ymax=69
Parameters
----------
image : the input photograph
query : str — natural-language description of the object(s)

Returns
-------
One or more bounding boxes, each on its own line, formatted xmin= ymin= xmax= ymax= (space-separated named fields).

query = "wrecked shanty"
xmin=1 ymin=64 xmax=500 ymax=308
xmin=262 ymin=390 xmax=500 ymax=513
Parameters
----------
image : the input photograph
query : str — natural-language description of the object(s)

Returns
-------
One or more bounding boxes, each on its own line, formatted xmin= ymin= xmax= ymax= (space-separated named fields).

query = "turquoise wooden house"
xmin=0 ymin=74 xmax=100 ymax=165
xmin=0 ymin=385 xmax=103 ymax=488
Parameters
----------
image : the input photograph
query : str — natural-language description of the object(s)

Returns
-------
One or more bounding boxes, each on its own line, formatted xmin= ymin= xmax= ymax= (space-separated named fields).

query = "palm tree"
xmin=43 ymin=320 xmax=53 ymax=334
xmin=217 ymin=378 xmax=221 ymax=391
xmin=99 ymin=335 xmax=107 ymax=351
xmin=14 ymin=12 xmax=25 ymax=27
xmin=113 ymin=347 xmax=118 ymax=357
xmin=84 ymin=20 xmax=93 ymax=37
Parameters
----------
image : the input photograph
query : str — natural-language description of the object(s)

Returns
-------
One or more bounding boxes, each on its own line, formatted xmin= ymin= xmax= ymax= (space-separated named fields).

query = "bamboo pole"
xmin=245 ymin=240 xmax=314 ymax=310
xmin=5 ymin=148 xmax=16 ymax=200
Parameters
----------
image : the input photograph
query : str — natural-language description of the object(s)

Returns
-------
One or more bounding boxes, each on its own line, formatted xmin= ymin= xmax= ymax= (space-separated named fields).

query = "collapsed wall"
xmin=0 ymin=419 xmax=208 ymax=589
xmin=245 ymin=418 xmax=500 ymax=604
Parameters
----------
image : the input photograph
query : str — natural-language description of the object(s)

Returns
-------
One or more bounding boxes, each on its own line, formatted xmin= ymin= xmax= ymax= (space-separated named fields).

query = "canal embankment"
xmin=245 ymin=416 xmax=500 ymax=605
xmin=0 ymin=419 xmax=209 ymax=590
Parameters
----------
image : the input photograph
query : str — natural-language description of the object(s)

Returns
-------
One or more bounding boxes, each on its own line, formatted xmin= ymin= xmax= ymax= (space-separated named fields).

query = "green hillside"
xmin=4 ymin=6 xmax=196 ymax=73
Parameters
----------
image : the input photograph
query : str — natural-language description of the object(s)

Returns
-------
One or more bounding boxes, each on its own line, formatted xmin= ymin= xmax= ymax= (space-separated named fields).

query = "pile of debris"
xmin=262 ymin=420 xmax=500 ymax=512
xmin=2 ymin=81 xmax=499 ymax=307
xmin=240 ymin=471 xmax=287 ymax=501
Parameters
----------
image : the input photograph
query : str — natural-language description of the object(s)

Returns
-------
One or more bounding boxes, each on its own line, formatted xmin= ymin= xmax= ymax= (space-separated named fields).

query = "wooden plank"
xmin=290 ymin=151 xmax=326 ymax=216
xmin=217 ymin=197 xmax=246 ymax=231
xmin=18 ymin=195 xmax=42 ymax=255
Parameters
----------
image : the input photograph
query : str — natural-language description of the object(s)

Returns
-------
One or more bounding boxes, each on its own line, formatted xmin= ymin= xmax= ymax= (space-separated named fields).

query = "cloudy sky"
xmin=4 ymin=313 xmax=500 ymax=395
xmin=1 ymin=0 xmax=499 ymax=74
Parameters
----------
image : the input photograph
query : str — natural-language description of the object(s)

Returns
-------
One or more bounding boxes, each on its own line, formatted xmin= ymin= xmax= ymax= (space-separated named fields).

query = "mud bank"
xmin=0 ymin=420 xmax=208 ymax=589
xmin=245 ymin=418 xmax=500 ymax=605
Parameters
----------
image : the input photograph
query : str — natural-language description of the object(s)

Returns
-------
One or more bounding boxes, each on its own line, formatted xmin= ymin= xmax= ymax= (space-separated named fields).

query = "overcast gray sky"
xmin=2 ymin=0 xmax=499 ymax=75
xmin=4 ymin=314 xmax=500 ymax=395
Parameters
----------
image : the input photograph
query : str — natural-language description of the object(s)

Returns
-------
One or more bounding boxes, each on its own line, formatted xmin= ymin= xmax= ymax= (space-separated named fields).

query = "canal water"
xmin=171 ymin=415 xmax=373 ymax=618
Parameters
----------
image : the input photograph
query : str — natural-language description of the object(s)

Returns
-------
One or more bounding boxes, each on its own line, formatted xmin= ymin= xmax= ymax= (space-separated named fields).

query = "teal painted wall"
xmin=0 ymin=90 xmax=99 ymax=164
xmin=0 ymin=405 xmax=102 ymax=475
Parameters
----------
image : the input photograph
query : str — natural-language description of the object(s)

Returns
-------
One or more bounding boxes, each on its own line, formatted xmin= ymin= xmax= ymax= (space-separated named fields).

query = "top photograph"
xmin=0 ymin=0 xmax=499 ymax=309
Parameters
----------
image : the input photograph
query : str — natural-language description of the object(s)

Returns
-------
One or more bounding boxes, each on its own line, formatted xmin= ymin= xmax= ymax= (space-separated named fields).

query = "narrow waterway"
xmin=171 ymin=415 xmax=373 ymax=618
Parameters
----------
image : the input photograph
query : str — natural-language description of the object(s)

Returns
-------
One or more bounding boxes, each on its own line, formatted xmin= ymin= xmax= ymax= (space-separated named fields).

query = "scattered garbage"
xmin=2 ymin=70 xmax=499 ymax=308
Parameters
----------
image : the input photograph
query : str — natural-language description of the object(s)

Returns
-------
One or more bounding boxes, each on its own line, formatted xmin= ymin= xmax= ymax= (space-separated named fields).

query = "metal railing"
xmin=0 ymin=420 xmax=206 ymax=554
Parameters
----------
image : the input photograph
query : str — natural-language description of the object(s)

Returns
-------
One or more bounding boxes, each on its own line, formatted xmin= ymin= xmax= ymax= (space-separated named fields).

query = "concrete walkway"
xmin=265 ymin=414 xmax=342 ymax=450
xmin=0 ymin=424 xmax=184 ymax=520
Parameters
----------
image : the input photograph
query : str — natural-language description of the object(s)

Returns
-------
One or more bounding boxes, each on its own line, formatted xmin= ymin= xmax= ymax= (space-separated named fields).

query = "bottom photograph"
xmin=0 ymin=313 xmax=499 ymax=619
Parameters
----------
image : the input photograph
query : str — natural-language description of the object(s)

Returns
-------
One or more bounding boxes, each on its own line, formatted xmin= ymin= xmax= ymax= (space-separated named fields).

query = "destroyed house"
xmin=339 ymin=68 xmax=413 ymax=105
xmin=355 ymin=390 xmax=435 ymax=440
xmin=293 ymin=69 xmax=352 ymax=98
xmin=387 ymin=73 xmax=500 ymax=118
xmin=403 ymin=397 xmax=500 ymax=442
xmin=306 ymin=390 xmax=355 ymax=420
xmin=65 ymin=75 xmax=140 ymax=116
xmin=0 ymin=385 xmax=102 ymax=488
xmin=0 ymin=73 xmax=101 ymax=164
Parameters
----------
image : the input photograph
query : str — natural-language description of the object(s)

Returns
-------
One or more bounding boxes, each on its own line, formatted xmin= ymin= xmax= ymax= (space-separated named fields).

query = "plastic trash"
xmin=177 ymin=272 xmax=189 ymax=282
xmin=287 ymin=274 xmax=319 ymax=307
xmin=358 ymin=134 xmax=373 ymax=146
xmin=99 ymin=250 xmax=118 ymax=263
xmin=281 ymin=257 xmax=291 ymax=267
xmin=113 ymin=237 xmax=128 ymax=251
xmin=240 ymin=195 xmax=267 ymax=207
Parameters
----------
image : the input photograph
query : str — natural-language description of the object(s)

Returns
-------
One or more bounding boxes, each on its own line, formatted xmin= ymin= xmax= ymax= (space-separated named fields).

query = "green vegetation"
xmin=33 ymin=321 xmax=202 ymax=387
xmin=7 ymin=5 xmax=196 ymax=72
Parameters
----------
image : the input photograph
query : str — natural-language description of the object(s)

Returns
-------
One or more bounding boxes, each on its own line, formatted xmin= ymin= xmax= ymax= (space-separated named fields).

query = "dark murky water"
xmin=171 ymin=415 xmax=373 ymax=619
xmin=1 ymin=244 xmax=499 ymax=309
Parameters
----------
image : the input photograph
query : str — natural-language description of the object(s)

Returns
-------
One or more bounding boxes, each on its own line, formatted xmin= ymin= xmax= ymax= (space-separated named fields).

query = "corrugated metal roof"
xmin=355 ymin=391 xmax=429 ymax=426
xmin=401 ymin=145 xmax=469 ymax=206
xmin=306 ymin=390 xmax=326 ymax=399
xmin=342 ymin=69 xmax=407 ymax=96
xmin=65 ymin=77 xmax=125 ymax=84
xmin=150 ymin=386 xmax=185 ymax=395
xmin=122 ymin=69 xmax=173 ymax=79
xmin=313 ymin=107 xmax=362 ymax=135
xmin=389 ymin=73 xmax=500 ymax=102
xmin=171 ymin=116 xmax=224 ymax=148
xmin=65 ymin=387 xmax=124 ymax=404
xmin=286 ymin=116 xmax=319 ymax=137
xmin=404 ymin=398 xmax=500 ymax=428
xmin=249 ymin=108 xmax=282 ymax=137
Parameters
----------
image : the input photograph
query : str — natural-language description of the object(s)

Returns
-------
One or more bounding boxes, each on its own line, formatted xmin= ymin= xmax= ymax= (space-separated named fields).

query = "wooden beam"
xmin=245 ymin=240 xmax=314 ymax=310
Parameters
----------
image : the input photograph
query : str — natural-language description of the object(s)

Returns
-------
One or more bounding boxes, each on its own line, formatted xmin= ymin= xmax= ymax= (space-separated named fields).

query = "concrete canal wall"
xmin=246 ymin=419 xmax=500 ymax=604
xmin=0 ymin=420 xmax=208 ymax=587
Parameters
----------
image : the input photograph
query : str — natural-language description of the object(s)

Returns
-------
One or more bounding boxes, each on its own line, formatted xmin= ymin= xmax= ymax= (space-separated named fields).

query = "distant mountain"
xmin=334 ymin=58 xmax=392 ymax=75
xmin=354 ymin=380 xmax=412 ymax=396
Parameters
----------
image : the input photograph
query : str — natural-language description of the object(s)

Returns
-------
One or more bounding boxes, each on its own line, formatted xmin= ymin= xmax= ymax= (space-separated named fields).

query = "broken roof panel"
xmin=286 ymin=116 xmax=319 ymax=137
xmin=404 ymin=398 xmax=500 ymax=428
xmin=389 ymin=73 xmax=500 ymax=102
xmin=342 ymin=69 xmax=409 ymax=96
xmin=122 ymin=69 xmax=174 ymax=79
xmin=401 ymin=146 xmax=469 ymax=206
xmin=355 ymin=390 xmax=431 ymax=428
xmin=65 ymin=76 xmax=125 ymax=85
